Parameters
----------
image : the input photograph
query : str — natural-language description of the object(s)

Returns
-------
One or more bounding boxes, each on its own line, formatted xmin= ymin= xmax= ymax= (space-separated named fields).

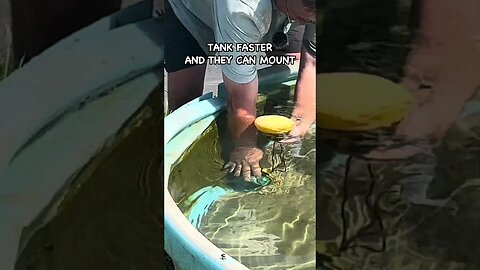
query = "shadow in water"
xmin=15 ymin=88 xmax=164 ymax=270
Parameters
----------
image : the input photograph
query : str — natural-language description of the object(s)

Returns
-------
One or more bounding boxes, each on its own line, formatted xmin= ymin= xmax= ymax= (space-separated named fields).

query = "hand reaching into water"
xmin=281 ymin=103 xmax=316 ymax=144
xmin=281 ymin=43 xmax=316 ymax=144
xmin=224 ymin=146 xmax=264 ymax=181
xmin=362 ymin=70 xmax=476 ymax=160
xmin=363 ymin=0 xmax=480 ymax=160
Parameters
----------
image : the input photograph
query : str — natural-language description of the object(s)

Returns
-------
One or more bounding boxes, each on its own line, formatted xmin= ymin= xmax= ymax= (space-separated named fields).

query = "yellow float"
xmin=254 ymin=115 xmax=294 ymax=135
xmin=317 ymin=72 xmax=412 ymax=131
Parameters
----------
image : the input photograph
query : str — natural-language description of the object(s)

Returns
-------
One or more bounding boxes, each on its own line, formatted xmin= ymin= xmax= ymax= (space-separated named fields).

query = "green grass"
xmin=0 ymin=64 xmax=5 ymax=79
xmin=1 ymin=52 xmax=24 ymax=81
xmin=0 ymin=62 xmax=14 ymax=81
xmin=0 ymin=24 xmax=12 ymax=81
xmin=1 ymin=22 xmax=17 ymax=81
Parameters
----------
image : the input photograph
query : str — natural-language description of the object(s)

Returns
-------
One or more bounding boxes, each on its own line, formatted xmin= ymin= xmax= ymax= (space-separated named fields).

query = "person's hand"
xmin=362 ymin=5 xmax=480 ymax=161
xmin=362 ymin=67 xmax=476 ymax=161
xmin=362 ymin=80 xmax=454 ymax=161
xmin=363 ymin=91 xmax=439 ymax=161
xmin=362 ymin=136 xmax=433 ymax=161
xmin=224 ymin=146 xmax=263 ymax=181
xmin=281 ymin=103 xmax=316 ymax=144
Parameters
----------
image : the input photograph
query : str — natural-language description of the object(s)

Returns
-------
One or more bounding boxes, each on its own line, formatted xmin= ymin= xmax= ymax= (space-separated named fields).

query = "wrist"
xmin=292 ymin=102 xmax=316 ymax=120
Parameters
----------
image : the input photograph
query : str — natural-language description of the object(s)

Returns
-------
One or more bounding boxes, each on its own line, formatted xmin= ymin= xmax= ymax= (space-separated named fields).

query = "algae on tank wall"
xmin=16 ymin=89 xmax=164 ymax=270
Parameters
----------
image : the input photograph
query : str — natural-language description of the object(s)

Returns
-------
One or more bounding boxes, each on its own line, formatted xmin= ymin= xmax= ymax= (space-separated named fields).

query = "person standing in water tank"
xmin=164 ymin=0 xmax=316 ymax=181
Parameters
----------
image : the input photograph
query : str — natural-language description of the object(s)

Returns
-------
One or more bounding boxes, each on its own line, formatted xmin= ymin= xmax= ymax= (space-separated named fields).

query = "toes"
xmin=251 ymin=164 xmax=262 ymax=177
xmin=223 ymin=162 xmax=235 ymax=173
xmin=233 ymin=163 xmax=242 ymax=177
xmin=241 ymin=160 xmax=251 ymax=180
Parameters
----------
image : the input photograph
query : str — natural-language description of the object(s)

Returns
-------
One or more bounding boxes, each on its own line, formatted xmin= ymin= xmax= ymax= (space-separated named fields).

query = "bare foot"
xmin=224 ymin=146 xmax=263 ymax=181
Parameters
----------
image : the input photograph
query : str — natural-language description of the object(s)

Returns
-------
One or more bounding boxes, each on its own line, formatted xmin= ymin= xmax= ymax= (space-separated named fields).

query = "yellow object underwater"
xmin=254 ymin=115 xmax=294 ymax=135
xmin=317 ymin=72 xmax=412 ymax=131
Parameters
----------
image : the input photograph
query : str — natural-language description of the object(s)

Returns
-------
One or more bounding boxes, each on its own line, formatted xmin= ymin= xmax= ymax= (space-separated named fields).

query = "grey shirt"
xmin=169 ymin=0 xmax=316 ymax=84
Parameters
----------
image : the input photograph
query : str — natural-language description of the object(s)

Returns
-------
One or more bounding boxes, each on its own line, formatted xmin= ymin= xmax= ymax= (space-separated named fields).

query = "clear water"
xmin=193 ymin=133 xmax=316 ymax=269
xmin=315 ymin=1 xmax=480 ymax=268
xmin=315 ymin=93 xmax=480 ymax=270
xmin=169 ymin=87 xmax=316 ymax=269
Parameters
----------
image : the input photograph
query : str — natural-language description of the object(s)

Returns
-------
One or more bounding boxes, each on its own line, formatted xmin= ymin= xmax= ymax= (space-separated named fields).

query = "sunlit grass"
xmin=1 ymin=22 xmax=12 ymax=81
xmin=0 ymin=23 xmax=27 ymax=81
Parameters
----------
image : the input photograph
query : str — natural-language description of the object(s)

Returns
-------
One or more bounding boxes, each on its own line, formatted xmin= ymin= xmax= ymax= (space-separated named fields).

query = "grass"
xmin=1 ymin=22 xmax=12 ymax=81
xmin=0 ymin=23 xmax=26 ymax=81
xmin=0 ymin=64 xmax=6 ymax=79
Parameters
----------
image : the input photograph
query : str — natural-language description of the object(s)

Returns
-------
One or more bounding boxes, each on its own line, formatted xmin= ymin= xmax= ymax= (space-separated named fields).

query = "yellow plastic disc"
xmin=254 ymin=115 xmax=294 ymax=135
xmin=317 ymin=72 xmax=412 ymax=131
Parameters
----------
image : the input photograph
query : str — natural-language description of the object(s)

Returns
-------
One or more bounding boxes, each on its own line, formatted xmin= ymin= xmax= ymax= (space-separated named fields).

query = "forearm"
xmin=294 ymin=46 xmax=316 ymax=108
xmin=224 ymin=74 xmax=259 ymax=147
xmin=397 ymin=0 xmax=480 ymax=140
xmin=408 ymin=0 xmax=480 ymax=100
